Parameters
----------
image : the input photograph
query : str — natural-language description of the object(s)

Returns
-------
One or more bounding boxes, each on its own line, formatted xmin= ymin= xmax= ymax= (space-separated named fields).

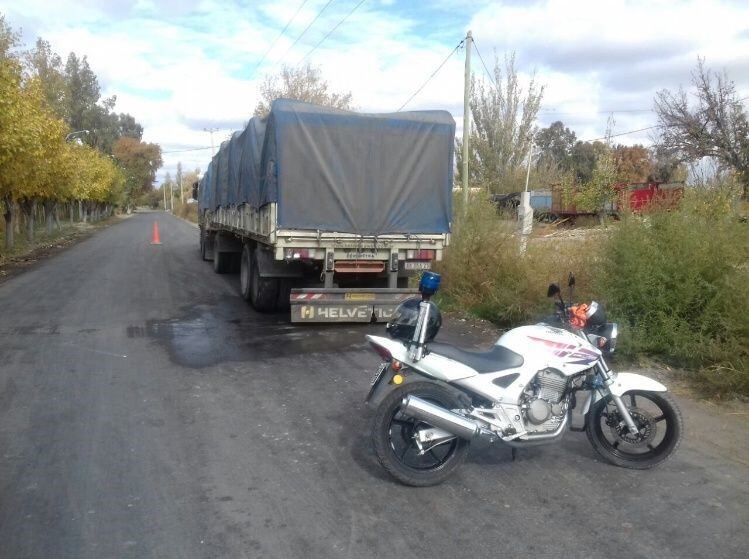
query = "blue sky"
xmin=2 ymin=0 xmax=748 ymax=183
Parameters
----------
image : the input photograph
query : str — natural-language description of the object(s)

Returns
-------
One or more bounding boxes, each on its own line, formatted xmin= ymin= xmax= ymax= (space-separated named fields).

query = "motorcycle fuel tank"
xmin=497 ymin=324 xmax=601 ymax=375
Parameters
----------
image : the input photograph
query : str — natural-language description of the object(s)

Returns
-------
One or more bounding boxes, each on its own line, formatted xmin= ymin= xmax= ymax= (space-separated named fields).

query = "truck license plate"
xmin=346 ymin=251 xmax=376 ymax=259
xmin=404 ymin=261 xmax=432 ymax=270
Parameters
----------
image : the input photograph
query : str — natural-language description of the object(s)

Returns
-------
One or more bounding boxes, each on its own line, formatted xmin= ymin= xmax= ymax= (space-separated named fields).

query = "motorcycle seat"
xmin=427 ymin=342 xmax=524 ymax=374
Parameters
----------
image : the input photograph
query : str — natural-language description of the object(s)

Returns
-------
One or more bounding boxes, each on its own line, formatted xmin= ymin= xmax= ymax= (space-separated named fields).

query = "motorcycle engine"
xmin=521 ymin=368 xmax=569 ymax=433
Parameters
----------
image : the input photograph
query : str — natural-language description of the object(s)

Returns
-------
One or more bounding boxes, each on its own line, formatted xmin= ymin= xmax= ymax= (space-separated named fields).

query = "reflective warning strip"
xmin=294 ymin=293 xmax=324 ymax=300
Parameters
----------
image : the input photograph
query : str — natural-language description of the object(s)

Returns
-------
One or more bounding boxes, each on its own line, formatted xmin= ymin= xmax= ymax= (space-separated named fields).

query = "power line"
xmin=539 ymin=108 xmax=653 ymax=115
xmin=397 ymin=39 xmax=464 ymax=112
xmin=297 ymin=0 xmax=367 ymax=65
xmin=250 ymin=0 xmax=310 ymax=77
xmin=162 ymin=146 xmax=213 ymax=154
xmin=582 ymin=125 xmax=660 ymax=143
xmin=276 ymin=0 xmax=336 ymax=67
xmin=472 ymin=39 xmax=498 ymax=90
xmin=579 ymin=94 xmax=749 ymax=142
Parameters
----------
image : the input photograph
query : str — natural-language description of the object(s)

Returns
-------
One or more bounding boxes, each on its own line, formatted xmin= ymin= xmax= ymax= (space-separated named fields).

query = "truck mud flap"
xmin=290 ymin=288 xmax=418 ymax=323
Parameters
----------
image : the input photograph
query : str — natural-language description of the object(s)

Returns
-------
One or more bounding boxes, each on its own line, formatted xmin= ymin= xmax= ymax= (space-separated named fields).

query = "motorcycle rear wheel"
xmin=586 ymin=390 xmax=682 ymax=469
xmin=372 ymin=382 xmax=470 ymax=487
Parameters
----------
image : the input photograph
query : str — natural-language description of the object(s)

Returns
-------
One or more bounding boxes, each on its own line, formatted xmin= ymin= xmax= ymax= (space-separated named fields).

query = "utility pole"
xmin=177 ymin=162 xmax=184 ymax=205
xmin=519 ymin=141 xmax=534 ymax=254
xmin=162 ymin=184 xmax=167 ymax=211
xmin=169 ymin=179 xmax=174 ymax=212
xmin=462 ymin=30 xmax=472 ymax=213
xmin=204 ymin=127 xmax=219 ymax=157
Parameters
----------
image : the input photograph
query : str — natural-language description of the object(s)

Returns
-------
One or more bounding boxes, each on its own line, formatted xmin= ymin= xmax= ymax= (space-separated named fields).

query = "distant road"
xmin=0 ymin=212 xmax=746 ymax=558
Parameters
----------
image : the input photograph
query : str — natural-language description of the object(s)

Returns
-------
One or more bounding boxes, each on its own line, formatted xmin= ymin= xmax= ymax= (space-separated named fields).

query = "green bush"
xmin=438 ymin=195 xmax=598 ymax=326
xmin=596 ymin=193 xmax=749 ymax=397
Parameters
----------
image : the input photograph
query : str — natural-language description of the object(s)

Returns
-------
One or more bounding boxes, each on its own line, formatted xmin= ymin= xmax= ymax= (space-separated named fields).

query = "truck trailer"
xmin=197 ymin=99 xmax=455 ymax=322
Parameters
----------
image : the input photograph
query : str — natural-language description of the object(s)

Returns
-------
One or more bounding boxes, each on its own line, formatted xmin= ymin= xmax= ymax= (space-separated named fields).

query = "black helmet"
xmin=386 ymin=298 xmax=442 ymax=342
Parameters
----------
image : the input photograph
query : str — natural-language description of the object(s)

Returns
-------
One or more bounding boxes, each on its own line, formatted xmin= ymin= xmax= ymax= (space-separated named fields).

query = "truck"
xmin=197 ymin=99 xmax=455 ymax=323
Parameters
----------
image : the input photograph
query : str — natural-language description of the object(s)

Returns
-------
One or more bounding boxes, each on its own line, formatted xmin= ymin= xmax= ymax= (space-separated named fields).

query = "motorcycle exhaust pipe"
xmin=401 ymin=395 xmax=491 ymax=441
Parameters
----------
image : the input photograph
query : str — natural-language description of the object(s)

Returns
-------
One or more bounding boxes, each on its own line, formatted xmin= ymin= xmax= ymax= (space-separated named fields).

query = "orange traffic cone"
xmin=151 ymin=221 xmax=162 ymax=245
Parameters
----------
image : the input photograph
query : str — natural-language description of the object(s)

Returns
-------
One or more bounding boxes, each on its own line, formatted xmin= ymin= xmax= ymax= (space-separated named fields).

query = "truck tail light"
xmin=284 ymin=248 xmax=311 ymax=260
xmin=406 ymin=249 xmax=435 ymax=260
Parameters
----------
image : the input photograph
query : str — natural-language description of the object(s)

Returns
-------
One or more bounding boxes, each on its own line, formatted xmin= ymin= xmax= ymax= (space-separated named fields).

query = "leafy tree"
xmin=572 ymin=147 xmax=620 ymax=221
xmin=24 ymin=38 xmax=67 ymax=118
xmin=456 ymin=52 xmax=544 ymax=193
xmin=648 ymin=145 xmax=687 ymax=182
xmin=612 ymin=144 xmax=654 ymax=184
xmin=536 ymin=121 xmax=576 ymax=170
xmin=112 ymin=136 xmax=163 ymax=196
xmin=655 ymin=59 xmax=749 ymax=199
xmin=254 ymin=63 xmax=353 ymax=117
xmin=570 ymin=140 xmax=607 ymax=183
xmin=0 ymin=14 xmax=18 ymax=59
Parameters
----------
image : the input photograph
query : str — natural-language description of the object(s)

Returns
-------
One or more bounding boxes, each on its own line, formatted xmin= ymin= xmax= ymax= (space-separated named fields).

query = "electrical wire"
xmin=276 ymin=0 xmax=336 ymax=66
xmin=250 ymin=0 xmax=310 ymax=76
xmin=162 ymin=146 xmax=213 ymax=154
xmin=397 ymin=39 xmax=464 ymax=112
xmin=580 ymin=95 xmax=749 ymax=142
xmin=297 ymin=0 xmax=367 ymax=66
xmin=582 ymin=125 xmax=660 ymax=143
xmin=472 ymin=39 xmax=498 ymax=90
xmin=539 ymin=108 xmax=653 ymax=115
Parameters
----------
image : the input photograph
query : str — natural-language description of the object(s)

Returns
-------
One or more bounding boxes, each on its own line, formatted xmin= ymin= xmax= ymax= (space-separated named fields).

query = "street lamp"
xmin=65 ymin=129 xmax=90 ymax=143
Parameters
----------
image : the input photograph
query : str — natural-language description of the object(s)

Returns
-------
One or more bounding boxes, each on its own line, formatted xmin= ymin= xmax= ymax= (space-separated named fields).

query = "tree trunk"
xmin=21 ymin=199 xmax=36 ymax=243
xmin=54 ymin=203 xmax=60 ymax=230
xmin=13 ymin=202 xmax=20 ymax=236
xmin=69 ymin=202 xmax=74 ymax=225
xmin=3 ymin=196 xmax=15 ymax=251
xmin=44 ymin=200 xmax=55 ymax=235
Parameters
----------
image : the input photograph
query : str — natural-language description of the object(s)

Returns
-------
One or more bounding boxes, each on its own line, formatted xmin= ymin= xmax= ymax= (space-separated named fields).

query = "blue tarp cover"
xmin=199 ymin=99 xmax=455 ymax=235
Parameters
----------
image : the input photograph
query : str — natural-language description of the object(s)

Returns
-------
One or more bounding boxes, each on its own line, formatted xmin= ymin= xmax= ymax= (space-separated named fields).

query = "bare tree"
xmin=654 ymin=59 xmax=749 ymax=198
xmin=253 ymin=63 xmax=353 ymax=118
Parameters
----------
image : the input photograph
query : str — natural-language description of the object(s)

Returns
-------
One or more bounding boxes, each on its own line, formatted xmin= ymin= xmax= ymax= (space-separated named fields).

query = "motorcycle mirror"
xmin=568 ymin=273 xmax=576 ymax=287
xmin=547 ymin=283 xmax=561 ymax=298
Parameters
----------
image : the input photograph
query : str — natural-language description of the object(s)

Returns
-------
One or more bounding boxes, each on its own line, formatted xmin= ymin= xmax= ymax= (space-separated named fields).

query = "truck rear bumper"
xmin=290 ymin=288 xmax=418 ymax=323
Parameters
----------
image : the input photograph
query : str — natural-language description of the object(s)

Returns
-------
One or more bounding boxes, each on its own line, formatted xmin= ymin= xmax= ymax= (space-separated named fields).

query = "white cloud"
xmin=2 ymin=0 xmax=748 ymax=182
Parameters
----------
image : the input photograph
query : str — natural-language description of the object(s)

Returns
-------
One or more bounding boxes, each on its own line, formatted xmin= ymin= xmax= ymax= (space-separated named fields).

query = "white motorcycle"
xmin=365 ymin=272 xmax=682 ymax=486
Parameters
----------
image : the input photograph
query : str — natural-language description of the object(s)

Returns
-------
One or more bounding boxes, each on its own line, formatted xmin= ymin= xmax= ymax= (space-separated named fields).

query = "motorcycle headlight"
xmin=607 ymin=323 xmax=618 ymax=353
xmin=589 ymin=322 xmax=618 ymax=355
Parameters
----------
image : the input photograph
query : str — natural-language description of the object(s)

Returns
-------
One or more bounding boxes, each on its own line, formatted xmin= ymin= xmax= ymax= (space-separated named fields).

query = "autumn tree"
xmin=112 ymin=136 xmax=163 ymax=196
xmin=612 ymin=144 xmax=654 ymax=184
xmin=253 ymin=63 xmax=354 ymax=117
xmin=655 ymin=59 xmax=749 ymax=198
xmin=457 ymin=52 xmax=544 ymax=193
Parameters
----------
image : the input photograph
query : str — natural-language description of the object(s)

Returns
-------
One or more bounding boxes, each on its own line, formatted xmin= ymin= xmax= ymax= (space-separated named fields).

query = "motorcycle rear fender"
xmin=584 ymin=372 xmax=668 ymax=414
xmin=365 ymin=368 xmax=468 ymax=409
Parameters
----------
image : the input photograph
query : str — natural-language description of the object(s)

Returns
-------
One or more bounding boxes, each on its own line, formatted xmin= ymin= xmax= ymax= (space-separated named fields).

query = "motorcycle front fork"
xmin=596 ymin=360 xmax=640 ymax=435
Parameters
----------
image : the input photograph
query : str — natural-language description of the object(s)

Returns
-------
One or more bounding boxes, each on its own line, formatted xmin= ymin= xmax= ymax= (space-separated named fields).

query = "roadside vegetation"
xmin=442 ymin=52 xmax=749 ymax=399
xmin=0 ymin=15 xmax=159 ymax=256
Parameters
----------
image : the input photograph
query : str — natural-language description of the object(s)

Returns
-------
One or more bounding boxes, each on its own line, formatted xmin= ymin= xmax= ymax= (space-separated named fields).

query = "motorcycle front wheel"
xmin=586 ymin=390 xmax=682 ymax=469
xmin=372 ymin=382 xmax=470 ymax=487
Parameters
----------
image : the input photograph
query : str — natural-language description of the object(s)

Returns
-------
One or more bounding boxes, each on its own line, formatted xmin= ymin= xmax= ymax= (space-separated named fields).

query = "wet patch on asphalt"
xmin=128 ymin=298 xmax=381 ymax=368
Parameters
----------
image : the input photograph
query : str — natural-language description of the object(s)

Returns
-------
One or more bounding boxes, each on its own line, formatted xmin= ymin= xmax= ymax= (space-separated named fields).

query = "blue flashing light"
xmin=419 ymin=271 xmax=441 ymax=296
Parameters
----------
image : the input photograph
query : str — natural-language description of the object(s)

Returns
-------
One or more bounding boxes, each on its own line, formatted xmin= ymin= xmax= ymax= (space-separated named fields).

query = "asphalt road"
xmin=0 ymin=212 xmax=747 ymax=559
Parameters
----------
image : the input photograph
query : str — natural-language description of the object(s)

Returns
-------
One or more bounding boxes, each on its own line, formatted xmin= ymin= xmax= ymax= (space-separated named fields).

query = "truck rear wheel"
xmin=213 ymin=249 xmax=231 ymax=274
xmin=240 ymin=245 xmax=253 ymax=301
xmin=200 ymin=228 xmax=213 ymax=261
xmin=250 ymin=250 xmax=279 ymax=312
